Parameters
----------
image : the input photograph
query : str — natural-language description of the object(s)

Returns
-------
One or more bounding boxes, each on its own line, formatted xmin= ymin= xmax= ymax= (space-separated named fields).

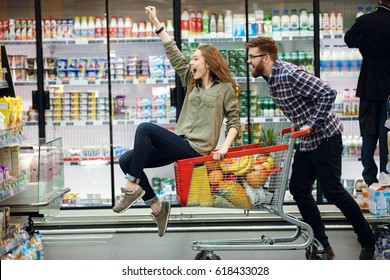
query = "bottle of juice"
xmin=74 ymin=16 xmax=81 ymax=39
xmin=124 ymin=16 xmax=132 ymax=38
xmin=117 ymin=16 xmax=124 ymax=38
xmin=202 ymin=10 xmax=210 ymax=37
xmin=95 ymin=16 xmax=102 ymax=38
xmin=181 ymin=8 xmax=189 ymax=39
xmin=88 ymin=16 xmax=95 ymax=39
xmin=290 ymin=9 xmax=299 ymax=37
xmin=280 ymin=9 xmax=290 ymax=37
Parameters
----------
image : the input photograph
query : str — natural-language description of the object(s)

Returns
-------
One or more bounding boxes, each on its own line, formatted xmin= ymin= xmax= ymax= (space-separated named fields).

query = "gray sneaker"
xmin=151 ymin=201 xmax=171 ymax=237
xmin=113 ymin=187 xmax=145 ymax=213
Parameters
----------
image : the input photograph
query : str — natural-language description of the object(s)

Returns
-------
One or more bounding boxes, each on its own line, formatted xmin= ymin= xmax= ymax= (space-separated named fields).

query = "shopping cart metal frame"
xmin=175 ymin=128 xmax=326 ymax=260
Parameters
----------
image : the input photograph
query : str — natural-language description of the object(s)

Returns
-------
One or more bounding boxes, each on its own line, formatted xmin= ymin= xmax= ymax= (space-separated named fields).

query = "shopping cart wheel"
xmin=305 ymin=245 xmax=324 ymax=260
xmin=194 ymin=251 xmax=221 ymax=260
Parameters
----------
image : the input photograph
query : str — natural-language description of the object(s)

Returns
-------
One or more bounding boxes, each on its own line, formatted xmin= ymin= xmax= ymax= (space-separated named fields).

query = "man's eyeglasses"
xmin=248 ymin=54 xmax=268 ymax=59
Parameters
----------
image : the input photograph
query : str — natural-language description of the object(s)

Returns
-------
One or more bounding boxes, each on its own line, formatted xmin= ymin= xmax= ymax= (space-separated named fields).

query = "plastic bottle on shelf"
xmin=95 ymin=16 xmax=102 ymax=38
xmin=117 ymin=16 xmax=124 ymax=38
xmin=336 ymin=11 xmax=343 ymax=35
xmin=280 ymin=9 xmax=290 ymax=37
xmin=74 ymin=16 xmax=81 ymax=39
xmin=138 ymin=21 xmax=146 ymax=38
xmin=181 ymin=8 xmax=189 ymax=39
xmin=196 ymin=10 xmax=202 ymax=36
xmin=263 ymin=12 xmax=273 ymax=37
xmin=189 ymin=10 xmax=196 ymax=37
xmin=124 ymin=16 xmax=132 ymax=38
xmin=217 ymin=13 xmax=224 ymax=37
xmin=131 ymin=20 xmax=138 ymax=38
xmin=333 ymin=91 xmax=343 ymax=115
xmin=202 ymin=10 xmax=210 ymax=37
xmin=109 ymin=16 xmax=117 ymax=38
xmin=356 ymin=6 xmax=364 ymax=18
xmin=145 ymin=20 xmax=153 ymax=38
xmin=224 ymin=10 xmax=233 ymax=37
xmin=166 ymin=20 xmax=174 ymax=37
xmin=322 ymin=11 xmax=330 ymax=35
xmin=88 ymin=16 xmax=95 ymax=39
xmin=299 ymin=9 xmax=309 ymax=36
xmin=330 ymin=11 xmax=337 ymax=34
xmin=308 ymin=12 xmax=314 ymax=36
xmin=272 ymin=10 xmax=281 ymax=38
xmin=210 ymin=12 xmax=217 ymax=37
xmin=356 ymin=136 xmax=362 ymax=157
xmin=81 ymin=16 xmax=88 ymax=39
xmin=340 ymin=47 xmax=349 ymax=76
xmin=290 ymin=9 xmax=299 ymax=37
xmin=255 ymin=9 xmax=264 ymax=35
xmin=102 ymin=15 xmax=107 ymax=38
xmin=320 ymin=46 xmax=331 ymax=77
xmin=342 ymin=88 xmax=352 ymax=115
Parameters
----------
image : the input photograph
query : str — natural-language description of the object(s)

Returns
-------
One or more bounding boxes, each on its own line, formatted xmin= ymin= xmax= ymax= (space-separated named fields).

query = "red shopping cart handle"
xmin=280 ymin=127 xmax=311 ymax=139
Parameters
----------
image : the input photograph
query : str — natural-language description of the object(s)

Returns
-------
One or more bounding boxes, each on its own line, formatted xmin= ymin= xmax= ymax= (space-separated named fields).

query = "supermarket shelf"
xmin=26 ymin=118 xmax=176 ymax=127
xmin=14 ymin=77 xmax=259 ymax=85
xmin=0 ymin=231 xmax=30 ymax=256
xmin=0 ymin=38 xmax=163 ymax=45
xmin=184 ymin=35 xmax=315 ymax=44
xmin=15 ymin=78 xmax=176 ymax=86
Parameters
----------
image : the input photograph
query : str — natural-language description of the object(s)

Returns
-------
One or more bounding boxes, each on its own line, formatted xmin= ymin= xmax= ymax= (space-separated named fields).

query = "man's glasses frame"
xmin=248 ymin=54 xmax=268 ymax=59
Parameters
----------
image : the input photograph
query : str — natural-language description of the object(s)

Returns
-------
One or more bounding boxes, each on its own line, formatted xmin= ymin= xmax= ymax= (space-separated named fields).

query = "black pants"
xmin=289 ymin=134 xmax=375 ymax=248
xmin=118 ymin=123 xmax=200 ymax=204
xmin=359 ymin=99 xmax=389 ymax=185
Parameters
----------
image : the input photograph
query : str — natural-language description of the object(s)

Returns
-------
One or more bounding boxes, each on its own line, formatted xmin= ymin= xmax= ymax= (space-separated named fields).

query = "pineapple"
xmin=259 ymin=127 xmax=278 ymax=147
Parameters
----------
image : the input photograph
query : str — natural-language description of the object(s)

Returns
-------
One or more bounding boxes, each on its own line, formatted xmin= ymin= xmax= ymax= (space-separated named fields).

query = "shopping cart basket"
xmin=174 ymin=128 xmax=326 ymax=260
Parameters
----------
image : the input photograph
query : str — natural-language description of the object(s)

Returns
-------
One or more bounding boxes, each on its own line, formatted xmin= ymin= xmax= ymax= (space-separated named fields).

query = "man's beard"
xmin=251 ymin=63 xmax=265 ymax=78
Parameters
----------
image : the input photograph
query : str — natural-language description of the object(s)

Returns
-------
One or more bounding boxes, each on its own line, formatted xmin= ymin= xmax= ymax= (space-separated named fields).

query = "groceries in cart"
xmin=175 ymin=143 xmax=287 ymax=211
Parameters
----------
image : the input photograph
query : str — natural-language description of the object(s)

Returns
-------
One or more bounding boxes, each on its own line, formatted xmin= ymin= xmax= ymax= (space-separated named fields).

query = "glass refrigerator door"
xmin=108 ymin=1 xmax=176 ymax=205
xmin=318 ymin=0 xmax=377 ymax=183
xmin=180 ymin=0 xmax=248 ymax=146
xmin=40 ymin=0 xmax=111 ymax=208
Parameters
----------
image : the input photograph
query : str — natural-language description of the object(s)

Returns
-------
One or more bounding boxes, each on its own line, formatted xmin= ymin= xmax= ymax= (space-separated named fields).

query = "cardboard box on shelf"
xmin=368 ymin=183 xmax=390 ymax=216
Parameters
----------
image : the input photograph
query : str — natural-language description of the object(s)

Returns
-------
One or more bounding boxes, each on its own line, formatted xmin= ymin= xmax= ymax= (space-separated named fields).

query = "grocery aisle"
xmin=41 ymin=228 xmax=361 ymax=260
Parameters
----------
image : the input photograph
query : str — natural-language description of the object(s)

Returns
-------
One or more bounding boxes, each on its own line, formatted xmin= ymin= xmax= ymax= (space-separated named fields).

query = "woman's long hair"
xmin=187 ymin=44 xmax=239 ymax=96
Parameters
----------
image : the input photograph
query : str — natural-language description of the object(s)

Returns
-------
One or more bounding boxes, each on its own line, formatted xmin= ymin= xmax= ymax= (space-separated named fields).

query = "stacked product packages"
xmin=46 ymin=85 xmax=109 ymax=121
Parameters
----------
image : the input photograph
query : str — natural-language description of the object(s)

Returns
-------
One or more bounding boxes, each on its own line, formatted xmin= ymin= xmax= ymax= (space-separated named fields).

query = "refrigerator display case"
xmin=0 ymin=0 xmax=383 ymax=218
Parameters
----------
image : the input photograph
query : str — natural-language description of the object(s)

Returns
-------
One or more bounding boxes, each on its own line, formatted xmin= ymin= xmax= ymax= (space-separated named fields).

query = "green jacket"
xmin=163 ymin=40 xmax=241 ymax=156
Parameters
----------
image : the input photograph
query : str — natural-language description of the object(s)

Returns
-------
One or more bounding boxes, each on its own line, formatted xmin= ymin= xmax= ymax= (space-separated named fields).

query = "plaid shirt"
xmin=267 ymin=60 xmax=343 ymax=151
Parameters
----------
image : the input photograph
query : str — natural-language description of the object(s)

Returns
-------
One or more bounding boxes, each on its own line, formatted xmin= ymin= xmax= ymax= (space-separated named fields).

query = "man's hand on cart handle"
xmin=299 ymin=125 xmax=312 ymax=134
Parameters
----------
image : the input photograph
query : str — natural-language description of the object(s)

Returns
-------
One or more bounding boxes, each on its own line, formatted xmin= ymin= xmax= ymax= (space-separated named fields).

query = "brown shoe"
xmin=113 ymin=187 xmax=145 ymax=213
xmin=151 ymin=201 xmax=171 ymax=237
xmin=359 ymin=245 xmax=375 ymax=260
xmin=325 ymin=246 xmax=336 ymax=260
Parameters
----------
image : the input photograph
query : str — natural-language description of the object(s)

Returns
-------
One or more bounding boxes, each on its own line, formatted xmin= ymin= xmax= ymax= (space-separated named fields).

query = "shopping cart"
xmin=174 ymin=127 xmax=326 ymax=260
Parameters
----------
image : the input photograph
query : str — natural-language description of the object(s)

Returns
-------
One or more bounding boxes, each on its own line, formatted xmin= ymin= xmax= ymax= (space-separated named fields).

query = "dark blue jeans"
xmin=118 ymin=123 xmax=201 ymax=205
xmin=289 ymin=134 xmax=375 ymax=248
xmin=361 ymin=101 xmax=388 ymax=185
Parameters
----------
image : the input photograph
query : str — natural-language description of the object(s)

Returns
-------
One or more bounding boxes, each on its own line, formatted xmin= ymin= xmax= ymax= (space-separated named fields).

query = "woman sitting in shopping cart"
xmin=113 ymin=6 xmax=241 ymax=237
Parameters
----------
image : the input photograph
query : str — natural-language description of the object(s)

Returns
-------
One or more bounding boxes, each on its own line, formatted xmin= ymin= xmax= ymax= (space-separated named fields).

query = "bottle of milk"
xmin=280 ymin=9 xmax=290 ymax=37
xmin=322 ymin=11 xmax=330 ymax=36
xmin=299 ymin=9 xmax=309 ymax=36
xmin=336 ymin=11 xmax=343 ymax=35
xmin=330 ymin=11 xmax=337 ymax=35
xmin=308 ymin=12 xmax=314 ymax=36
xmin=210 ymin=13 xmax=217 ymax=37
xmin=272 ymin=10 xmax=281 ymax=38
xmin=290 ymin=9 xmax=299 ymax=37
xmin=224 ymin=10 xmax=233 ymax=37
